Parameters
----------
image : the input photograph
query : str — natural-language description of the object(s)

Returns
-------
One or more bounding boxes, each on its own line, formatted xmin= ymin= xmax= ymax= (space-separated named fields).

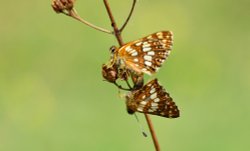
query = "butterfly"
xmin=106 ymin=31 xmax=173 ymax=77
xmin=125 ymin=79 xmax=179 ymax=118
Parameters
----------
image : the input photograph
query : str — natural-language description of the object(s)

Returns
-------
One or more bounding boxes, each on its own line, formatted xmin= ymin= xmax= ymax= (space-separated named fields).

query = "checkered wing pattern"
xmin=126 ymin=79 xmax=179 ymax=118
xmin=117 ymin=31 xmax=173 ymax=75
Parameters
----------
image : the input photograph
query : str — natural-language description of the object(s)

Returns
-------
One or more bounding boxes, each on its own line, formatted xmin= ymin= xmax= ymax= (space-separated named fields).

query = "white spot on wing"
xmin=142 ymin=69 xmax=152 ymax=75
xmin=148 ymin=109 xmax=154 ymax=112
xmin=147 ymin=35 xmax=153 ymax=39
xmin=161 ymin=44 xmax=166 ymax=48
xmin=125 ymin=46 xmax=132 ymax=52
xmin=162 ymin=40 xmax=167 ymax=43
xmin=134 ymin=58 xmax=139 ymax=62
xmin=135 ymin=42 xmax=142 ymax=46
xmin=140 ymin=101 xmax=147 ymax=105
xmin=129 ymin=49 xmax=136 ymax=54
xmin=143 ymin=43 xmax=151 ymax=47
xmin=150 ymin=88 xmax=155 ymax=94
xmin=147 ymin=51 xmax=155 ymax=56
xmin=154 ymin=98 xmax=160 ymax=102
xmin=151 ymin=103 xmax=158 ymax=107
xmin=156 ymin=32 xmax=163 ymax=39
xmin=150 ymin=93 xmax=157 ymax=99
xmin=143 ymin=47 xmax=151 ymax=52
xmin=144 ymin=55 xmax=152 ymax=61
xmin=145 ymin=61 xmax=152 ymax=66
xmin=157 ymin=32 xmax=163 ymax=35
xmin=131 ymin=51 xmax=138 ymax=56
xmin=151 ymin=107 xmax=158 ymax=110
xmin=137 ymin=107 xmax=143 ymax=112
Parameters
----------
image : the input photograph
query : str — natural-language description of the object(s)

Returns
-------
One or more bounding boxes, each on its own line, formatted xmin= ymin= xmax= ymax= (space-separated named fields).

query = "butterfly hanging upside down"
xmin=126 ymin=79 xmax=179 ymax=118
xmin=102 ymin=31 xmax=173 ymax=85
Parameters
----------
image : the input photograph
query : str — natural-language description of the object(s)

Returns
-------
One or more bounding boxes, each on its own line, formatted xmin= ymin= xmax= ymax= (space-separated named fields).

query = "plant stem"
xmin=114 ymin=82 xmax=132 ymax=91
xmin=145 ymin=114 xmax=161 ymax=151
xmin=103 ymin=0 xmax=123 ymax=46
xmin=103 ymin=1 xmax=160 ymax=151
xmin=66 ymin=9 xmax=112 ymax=34
xmin=120 ymin=0 xmax=137 ymax=32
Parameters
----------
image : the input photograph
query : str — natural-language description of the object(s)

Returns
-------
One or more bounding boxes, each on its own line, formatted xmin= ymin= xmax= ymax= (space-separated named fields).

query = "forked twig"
xmin=120 ymin=0 xmax=137 ymax=32
xmin=114 ymin=82 xmax=132 ymax=91
xmin=125 ymin=79 xmax=133 ymax=90
xmin=52 ymin=0 xmax=161 ymax=150
xmin=103 ymin=0 xmax=160 ymax=150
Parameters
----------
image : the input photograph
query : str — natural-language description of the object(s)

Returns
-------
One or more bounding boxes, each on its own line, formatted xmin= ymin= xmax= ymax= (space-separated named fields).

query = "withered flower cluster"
xmin=51 ymin=0 xmax=75 ymax=14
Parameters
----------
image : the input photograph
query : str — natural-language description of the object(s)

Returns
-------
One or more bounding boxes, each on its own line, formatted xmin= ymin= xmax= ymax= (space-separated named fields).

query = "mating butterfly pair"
xmin=102 ymin=31 xmax=179 ymax=118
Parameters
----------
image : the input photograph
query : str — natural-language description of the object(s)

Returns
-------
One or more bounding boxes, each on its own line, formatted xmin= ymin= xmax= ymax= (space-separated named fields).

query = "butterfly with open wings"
xmin=102 ymin=31 xmax=173 ymax=83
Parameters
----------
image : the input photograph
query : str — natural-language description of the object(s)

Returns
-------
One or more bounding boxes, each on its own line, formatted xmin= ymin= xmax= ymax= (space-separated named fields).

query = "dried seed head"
xmin=102 ymin=64 xmax=118 ymax=83
xmin=51 ymin=0 xmax=76 ymax=13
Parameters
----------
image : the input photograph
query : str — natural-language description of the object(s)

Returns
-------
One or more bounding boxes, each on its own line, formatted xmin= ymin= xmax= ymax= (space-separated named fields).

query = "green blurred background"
xmin=1 ymin=0 xmax=250 ymax=151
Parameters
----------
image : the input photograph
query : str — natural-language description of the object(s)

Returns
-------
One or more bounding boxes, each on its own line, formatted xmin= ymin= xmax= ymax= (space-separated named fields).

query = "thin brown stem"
xmin=113 ymin=82 xmax=132 ymax=91
xmin=145 ymin=114 xmax=161 ymax=151
xmin=125 ymin=79 xmax=133 ymax=89
xmin=64 ymin=9 xmax=112 ymax=34
xmin=103 ymin=0 xmax=123 ymax=46
xmin=103 ymin=1 xmax=160 ymax=151
xmin=120 ymin=0 xmax=137 ymax=32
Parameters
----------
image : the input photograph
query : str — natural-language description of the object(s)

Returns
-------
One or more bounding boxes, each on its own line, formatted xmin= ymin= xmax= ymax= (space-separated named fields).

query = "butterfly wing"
xmin=126 ymin=79 xmax=179 ymax=118
xmin=118 ymin=31 xmax=173 ymax=75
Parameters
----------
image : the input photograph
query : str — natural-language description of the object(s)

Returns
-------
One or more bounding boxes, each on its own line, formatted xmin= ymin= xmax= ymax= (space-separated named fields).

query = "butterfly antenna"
xmin=134 ymin=113 xmax=148 ymax=137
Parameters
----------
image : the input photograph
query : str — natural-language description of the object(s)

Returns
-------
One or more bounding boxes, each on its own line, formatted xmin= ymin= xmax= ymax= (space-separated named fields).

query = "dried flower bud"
xmin=102 ymin=64 xmax=118 ymax=83
xmin=51 ymin=0 xmax=76 ymax=13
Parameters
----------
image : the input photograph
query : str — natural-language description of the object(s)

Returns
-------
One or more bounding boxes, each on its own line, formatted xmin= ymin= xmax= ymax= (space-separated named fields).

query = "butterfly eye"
xmin=109 ymin=46 xmax=117 ymax=54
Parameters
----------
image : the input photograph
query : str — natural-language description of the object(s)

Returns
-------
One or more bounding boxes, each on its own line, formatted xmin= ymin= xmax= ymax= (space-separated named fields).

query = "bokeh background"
xmin=1 ymin=0 xmax=250 ymax=151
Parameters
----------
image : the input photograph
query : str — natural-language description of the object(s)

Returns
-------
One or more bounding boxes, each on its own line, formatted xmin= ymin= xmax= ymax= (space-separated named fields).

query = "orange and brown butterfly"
xmin=105 ymin=31 xmax=173 ymax=77
xmin=125 ymin=79 xmax=179 ymax=118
